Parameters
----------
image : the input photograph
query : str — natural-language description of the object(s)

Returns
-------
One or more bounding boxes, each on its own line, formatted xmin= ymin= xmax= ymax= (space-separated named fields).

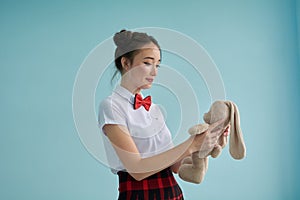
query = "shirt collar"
xmin=114 ymin=85 xmax=135 ymax=104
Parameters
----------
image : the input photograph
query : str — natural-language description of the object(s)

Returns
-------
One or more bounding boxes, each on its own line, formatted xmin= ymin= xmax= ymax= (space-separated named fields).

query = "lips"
xmin=146 ymin=78 xmax=154 ymax=83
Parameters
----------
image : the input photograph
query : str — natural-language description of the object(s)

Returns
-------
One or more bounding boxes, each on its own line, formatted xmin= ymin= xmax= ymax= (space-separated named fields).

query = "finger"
xmin=210 ymin=126 xmax=225 ymax=136
xmin=209 ymin=129 xmax=225 ymax=139
xmin=203 ymin=132 xmax=217 ymax=144
xmin=223 ymin=130 xmax=230 ymax=136
xmin=207 ymin=118 xmax=226 ymax=132
xmin=205 ymin=136 xmax=219 ymax=148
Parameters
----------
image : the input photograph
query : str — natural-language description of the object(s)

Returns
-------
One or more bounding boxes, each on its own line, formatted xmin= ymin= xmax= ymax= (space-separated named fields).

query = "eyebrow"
xmin=143 ymin=57 xmax=161 ymax=62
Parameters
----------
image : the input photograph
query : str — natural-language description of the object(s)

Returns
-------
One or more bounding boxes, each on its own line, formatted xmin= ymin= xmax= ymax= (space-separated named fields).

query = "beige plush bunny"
xmin=178 ymin=100 xmax=246 ymax=184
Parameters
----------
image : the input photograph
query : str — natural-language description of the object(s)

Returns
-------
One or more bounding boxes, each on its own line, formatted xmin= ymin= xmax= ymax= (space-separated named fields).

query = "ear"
xmin=226 ymin=101 xmax=246 ymax=159
xmin=121 ymin=57 xmax=131 ymax=71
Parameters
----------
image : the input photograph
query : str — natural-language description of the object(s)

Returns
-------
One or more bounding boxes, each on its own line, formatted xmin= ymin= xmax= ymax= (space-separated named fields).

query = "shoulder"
xmin=99 ymin=93 xmax=129 ymax=115
xmin=99 ymin=96 xmax=113 ymax=110
xmin=98 ymin=94 xmax=128 ymax=127
xmin=99 ymin=95 xmax=120 ymax=113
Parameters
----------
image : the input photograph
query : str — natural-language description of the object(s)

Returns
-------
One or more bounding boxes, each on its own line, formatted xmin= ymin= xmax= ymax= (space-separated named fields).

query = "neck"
xmin=120 ymin=79 xmax=141 ymax=94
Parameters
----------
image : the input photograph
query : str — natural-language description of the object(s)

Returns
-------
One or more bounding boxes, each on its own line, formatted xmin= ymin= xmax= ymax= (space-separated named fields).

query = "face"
xmin=122 ymin=42 xmax=161 ymax=93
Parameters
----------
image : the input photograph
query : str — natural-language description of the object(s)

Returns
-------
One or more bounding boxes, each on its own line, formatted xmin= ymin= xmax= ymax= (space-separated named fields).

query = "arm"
xmin=103 ymin=120 xmax=224 ymax=181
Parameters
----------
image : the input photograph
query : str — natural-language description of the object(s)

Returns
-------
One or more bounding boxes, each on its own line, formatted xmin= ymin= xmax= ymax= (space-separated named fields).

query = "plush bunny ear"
xmin=226 ymin=101 xmax=246 ymax=159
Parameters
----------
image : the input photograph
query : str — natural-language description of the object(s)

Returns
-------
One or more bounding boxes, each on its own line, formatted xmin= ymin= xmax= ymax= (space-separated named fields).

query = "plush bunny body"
xmin=178 ymin=100 xmax=246 ymax=184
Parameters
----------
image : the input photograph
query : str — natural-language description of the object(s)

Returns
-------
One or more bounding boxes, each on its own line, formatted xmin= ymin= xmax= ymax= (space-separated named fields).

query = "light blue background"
xmin=1 ymin=0 xmax=300 ymax=199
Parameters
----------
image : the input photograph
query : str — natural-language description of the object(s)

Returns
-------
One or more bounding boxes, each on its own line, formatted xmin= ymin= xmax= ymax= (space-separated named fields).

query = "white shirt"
xmin=98 ymin=85 xmax=173 ymax=174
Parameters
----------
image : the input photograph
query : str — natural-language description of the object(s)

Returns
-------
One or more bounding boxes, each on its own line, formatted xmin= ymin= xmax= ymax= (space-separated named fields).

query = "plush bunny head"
xmin=179 ymin=100 xmax=246 ymax=184
xmin=204 ymin=100 xmax=246 ymax=159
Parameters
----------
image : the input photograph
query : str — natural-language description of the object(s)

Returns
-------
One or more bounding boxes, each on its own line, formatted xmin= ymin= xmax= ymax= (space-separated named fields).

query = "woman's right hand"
xmin=189 ymin=119 xmax=226 ymax=158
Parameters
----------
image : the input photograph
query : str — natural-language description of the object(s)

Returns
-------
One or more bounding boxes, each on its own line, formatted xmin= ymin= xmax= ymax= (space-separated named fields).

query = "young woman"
xmin=98 ymin=30 xmax=228 ymax=200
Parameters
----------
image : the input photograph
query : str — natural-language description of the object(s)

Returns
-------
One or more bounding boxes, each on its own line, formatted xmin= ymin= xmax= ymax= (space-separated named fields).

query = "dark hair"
xmin=112 ymin=29 xmax=161 ymax=81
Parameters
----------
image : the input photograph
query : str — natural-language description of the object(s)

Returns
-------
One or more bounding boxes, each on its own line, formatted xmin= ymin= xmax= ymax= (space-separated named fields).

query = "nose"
xmin=150 ymin=65 xmax=158 ymax=76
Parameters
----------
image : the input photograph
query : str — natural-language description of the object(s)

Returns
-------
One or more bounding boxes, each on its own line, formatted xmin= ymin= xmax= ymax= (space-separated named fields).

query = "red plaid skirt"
xmin=117 ymin=167 xmax=184 ymax=200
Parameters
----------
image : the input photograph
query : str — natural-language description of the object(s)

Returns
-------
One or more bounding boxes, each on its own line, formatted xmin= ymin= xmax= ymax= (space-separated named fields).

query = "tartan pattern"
xmin=117 ymin=168 xmax=184 ymax=200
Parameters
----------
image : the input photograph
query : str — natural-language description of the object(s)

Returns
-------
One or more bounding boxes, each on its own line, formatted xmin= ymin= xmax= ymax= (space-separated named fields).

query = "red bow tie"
xmin=134 ymin=94 xmax=152 ymax=111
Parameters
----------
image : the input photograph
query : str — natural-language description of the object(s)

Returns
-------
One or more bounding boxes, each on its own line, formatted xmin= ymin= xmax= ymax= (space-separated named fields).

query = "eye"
xmin=144 ymin=62 xmax=152 ymax=66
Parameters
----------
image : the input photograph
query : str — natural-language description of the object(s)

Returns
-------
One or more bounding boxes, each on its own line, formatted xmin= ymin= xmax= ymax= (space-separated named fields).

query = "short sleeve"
xmin=98 ymin=98 xmax=127 ymax=133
